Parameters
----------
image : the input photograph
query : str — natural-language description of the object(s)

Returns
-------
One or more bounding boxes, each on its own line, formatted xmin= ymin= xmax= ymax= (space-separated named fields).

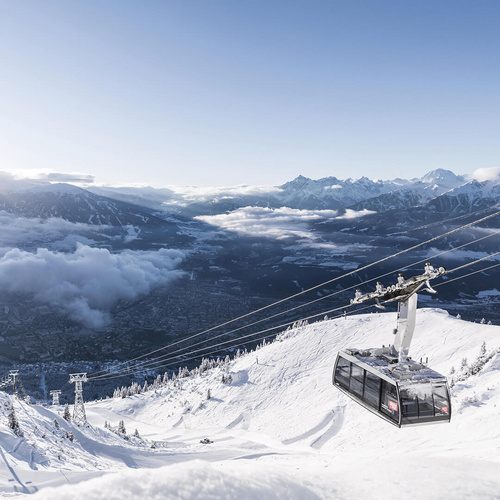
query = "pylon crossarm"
xmin=351 ymin=265 xmax=446 ymax=306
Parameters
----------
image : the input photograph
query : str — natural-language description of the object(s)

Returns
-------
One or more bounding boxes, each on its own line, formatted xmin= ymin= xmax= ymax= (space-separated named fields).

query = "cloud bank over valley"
xmin=0 ymin=212 xmax=115 ymax=252
xmin=0 ymin=245 xmax=184 ymax=329
xmin=196 ymin=206 xmax=374 ymax=240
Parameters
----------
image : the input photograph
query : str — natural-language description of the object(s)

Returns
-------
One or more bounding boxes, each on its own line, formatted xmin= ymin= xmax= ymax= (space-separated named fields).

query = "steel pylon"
xmin=69 ymin=373 xmax=87 ymax=425
xmin=50 ymin=390 xmax=61 ymax=405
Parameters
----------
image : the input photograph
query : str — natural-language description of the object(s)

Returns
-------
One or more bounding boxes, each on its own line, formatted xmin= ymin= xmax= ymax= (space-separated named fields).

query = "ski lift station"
xmin=333 ymin=264 xmax=452 ymax=427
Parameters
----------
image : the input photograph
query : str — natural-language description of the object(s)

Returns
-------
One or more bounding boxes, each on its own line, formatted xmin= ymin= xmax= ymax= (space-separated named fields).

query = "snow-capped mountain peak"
xmin=420 ymin=168 xmax=465 ymax=188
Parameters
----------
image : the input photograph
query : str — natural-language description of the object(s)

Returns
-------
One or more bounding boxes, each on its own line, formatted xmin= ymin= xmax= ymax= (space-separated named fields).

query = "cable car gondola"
xmin=333 ymin=264 xmax=452 ymax=427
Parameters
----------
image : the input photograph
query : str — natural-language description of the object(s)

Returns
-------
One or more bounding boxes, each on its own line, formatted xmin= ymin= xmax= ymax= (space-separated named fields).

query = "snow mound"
xmin=32 ymin=460 xmax=319 ymax=500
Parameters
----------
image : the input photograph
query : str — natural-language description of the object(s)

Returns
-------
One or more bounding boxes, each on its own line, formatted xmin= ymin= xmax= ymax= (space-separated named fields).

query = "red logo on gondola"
xmin=389 ymin=400 xmax=398 ymax=411
xmin=441 ymin=406 xmax=449 ymax=413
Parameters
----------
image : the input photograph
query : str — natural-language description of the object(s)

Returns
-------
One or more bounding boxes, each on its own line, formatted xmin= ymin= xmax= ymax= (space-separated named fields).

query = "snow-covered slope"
xmin=0 ymin=308 xmax=499 ymax=498
xmin=0 ymin=183 xmax=167 ymax=227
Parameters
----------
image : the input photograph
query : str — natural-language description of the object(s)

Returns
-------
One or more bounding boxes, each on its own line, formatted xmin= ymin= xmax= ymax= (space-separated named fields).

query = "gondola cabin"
xmin=333 ymin=349 xmax=451 ymax=427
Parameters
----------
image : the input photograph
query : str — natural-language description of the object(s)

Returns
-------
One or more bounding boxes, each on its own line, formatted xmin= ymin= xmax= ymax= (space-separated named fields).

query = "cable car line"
xmin=443 ymin=250 xmax=500 ymax=275
xmin=88 ymin=210 xmax=500 ymax=379
xmin=390 ymin=206 xmax=500 ymax=235
xmin=87 ymin=250 xmax=499 ymax=386
xmin=88 ymin=225 xmax=500 ymax=380
xmin=88 ymin=299 xmax=361 ymax=380
xmin=89 ymin=302 xmax=377 ymax=382
xmin=89 ymin=232 xmax=500 ymax=380
xmin=89 ymin=247 xmax=500 ymax=381
xmin=162 ymin=258 xmax=500 ymax=382
xmin=434 ymin=261 xmax=500 ymax=289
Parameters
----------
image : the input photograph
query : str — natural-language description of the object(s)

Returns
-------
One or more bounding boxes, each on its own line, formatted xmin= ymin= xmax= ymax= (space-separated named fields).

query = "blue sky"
xmin=1 ymin=1 xmax=499 ymax=186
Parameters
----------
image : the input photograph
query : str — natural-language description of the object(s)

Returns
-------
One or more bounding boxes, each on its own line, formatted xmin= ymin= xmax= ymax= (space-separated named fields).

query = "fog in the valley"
xmin=0 ymin=244 xmax=184 ymax=329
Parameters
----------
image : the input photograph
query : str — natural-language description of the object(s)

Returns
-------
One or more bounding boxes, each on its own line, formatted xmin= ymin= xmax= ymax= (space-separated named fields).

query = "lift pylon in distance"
xmin=333 ymin=264 xmax=452 ymax=428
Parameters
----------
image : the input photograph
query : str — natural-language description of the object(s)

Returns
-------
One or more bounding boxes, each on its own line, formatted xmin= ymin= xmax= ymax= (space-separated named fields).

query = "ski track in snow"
xmin=0 ymin=308 xmax=499 ymax=498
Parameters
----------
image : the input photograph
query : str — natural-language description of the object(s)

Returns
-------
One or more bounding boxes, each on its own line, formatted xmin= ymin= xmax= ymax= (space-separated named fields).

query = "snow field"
xmin=0 ymin=308 xmax=499 ymax=498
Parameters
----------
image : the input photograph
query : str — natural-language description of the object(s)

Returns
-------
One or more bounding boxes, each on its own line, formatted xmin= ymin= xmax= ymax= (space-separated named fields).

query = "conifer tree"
xmin=63 ymin=404 xmax=71 ymax=421
xmin=118 ymin=420 xmax=126 ymax=434
xmin=8 ymin=405 xmax=23 ymax=437
xmin=480 ymin=341 xmax=487 ymax=357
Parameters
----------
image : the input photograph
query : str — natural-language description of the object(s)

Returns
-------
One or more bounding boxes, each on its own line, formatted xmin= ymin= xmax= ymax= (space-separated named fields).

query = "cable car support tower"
xmin=69 ymin=373 xmax=88 ymax=425
xmin=353 ymin=263 xmax=446 ymax=368
xmin=50 ymin=390 xmax=61 ymax=406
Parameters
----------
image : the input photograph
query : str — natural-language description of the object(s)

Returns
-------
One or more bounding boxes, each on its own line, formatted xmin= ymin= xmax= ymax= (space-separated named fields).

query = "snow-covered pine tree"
xmin=480 ymin=341 xmax=487 ymax=358
xmin=8 ymin=405 xmax=23 ymax=437
xmin=200 ymin=358 xmax=210 ymax=373
xmin=63 ymin=404 xmax=71 ymax=421
xmin=469 ymin=341 xmax=491 ymax=375
xmin=456 ymin=313 xmax=462 ymax=319
xmin=134 ymin=428 xmax=140 ymax=437
xmin=461 ymin=357 xmax=468 ymax=370
xmin=207 ymin=388 xmax=211 ymax=400
xmin=480 ymin=318 xmax=486 ymax=324
xmin=118 ymin=420 xmax=126 ymax=434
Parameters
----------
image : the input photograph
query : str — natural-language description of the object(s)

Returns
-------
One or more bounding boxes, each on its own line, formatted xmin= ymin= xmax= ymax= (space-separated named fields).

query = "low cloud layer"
xmin=470 ymin=167 xmax=500 ymax=182
xmin=0 ymin=212 xmax=104 ymax=251
xmin=197 ymin=206 xmax=374 ymax=240
xmin=197 ymin=206 xmax=339 ymax=240
xmin=336 ymin=208 xmax=376 ymax=219
xmin=0 ymin=245 xmax=184 ymax=329
xmin=162 ymin=184 xmax=282 ymax=207
xmin=0 ymin=212 xmax=144 ymax=253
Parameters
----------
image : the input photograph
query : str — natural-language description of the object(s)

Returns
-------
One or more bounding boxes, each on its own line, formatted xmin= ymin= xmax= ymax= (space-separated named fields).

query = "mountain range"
xmin=0 ymin=168 xmax=499 ymax=370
